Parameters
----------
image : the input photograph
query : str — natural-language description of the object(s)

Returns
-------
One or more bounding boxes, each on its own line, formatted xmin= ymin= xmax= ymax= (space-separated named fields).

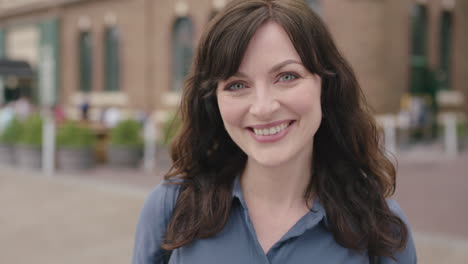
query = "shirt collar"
xmin=231 ymin=175 xmax=329 ymax=230
xmin=232 ymin=175 xmax=248 ymax=210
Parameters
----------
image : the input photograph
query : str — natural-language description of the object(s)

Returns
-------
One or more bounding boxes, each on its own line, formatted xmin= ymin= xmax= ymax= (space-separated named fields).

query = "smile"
xmin=252 ymin=122 xmax=290 ymax=136
xmin=247 ymin=120 xmax=295 ymax=143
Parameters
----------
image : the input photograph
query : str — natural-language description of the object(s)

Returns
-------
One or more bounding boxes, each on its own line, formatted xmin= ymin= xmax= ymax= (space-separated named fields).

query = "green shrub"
xmin=109 ymin=119 xmax=143 ymax=147
xmin=0 ymin=118 xmax=23 ymax=144
xmin=57 ymin=121 xmax=95 ymax=148
xmin=161 ymin=112 xmax=182 ymax=146
xmin=436 ymin=121 xmax=468 ymax=139
xmin=19 ymin=114 xmax=42 ymax=146
xmin=458 ymin=122 xmax=467 ymax=139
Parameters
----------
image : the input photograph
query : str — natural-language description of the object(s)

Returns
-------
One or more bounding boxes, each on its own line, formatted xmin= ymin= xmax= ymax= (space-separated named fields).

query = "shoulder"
xmin=386 ymin=199 xmax=409 ymax=222
xmin=380 ymin=199 xmax=417 ymax=264
xmin=132 ymin=179 xmax=183 ymax=264
xmin=147 ymin=178 xmax=182 ymax=205
xmin=141 ymin=179 xmax=183 ymax=224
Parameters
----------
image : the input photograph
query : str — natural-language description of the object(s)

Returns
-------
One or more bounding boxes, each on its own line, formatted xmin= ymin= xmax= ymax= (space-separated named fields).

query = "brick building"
xmin=0 ymin=0 xmax=466 ymax=124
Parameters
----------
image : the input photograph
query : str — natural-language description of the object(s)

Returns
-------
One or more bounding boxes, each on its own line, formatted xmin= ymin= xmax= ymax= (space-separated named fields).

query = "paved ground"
xmin=0 ymin=168 xmax=150 ymax=264
xmin=0 ymin=144 xmax=467 ymax=263
xmin=395 ymin=148 xmax=468 ymax=239
xmin=393 ymin=145 xmax=468 ymax=263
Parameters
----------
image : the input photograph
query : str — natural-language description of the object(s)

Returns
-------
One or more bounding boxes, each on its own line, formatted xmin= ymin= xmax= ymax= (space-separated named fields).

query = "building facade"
xmin=0 ymin=0 xmax=466 ymax=123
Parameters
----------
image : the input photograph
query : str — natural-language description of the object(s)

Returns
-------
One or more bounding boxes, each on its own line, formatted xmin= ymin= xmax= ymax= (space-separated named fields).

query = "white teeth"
xmin=252 ymin=122 xmax=290 ymax=136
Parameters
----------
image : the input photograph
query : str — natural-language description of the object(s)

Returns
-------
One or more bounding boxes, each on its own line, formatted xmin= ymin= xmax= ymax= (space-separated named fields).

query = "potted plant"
xmin=16 ymin=114 xmax=42 ymax=169
xmin=107 ymin=119 xmax=143 ymax=168
xmin=160 ymin=111 xmax=182 ymax=146
xmin=56 ymin=121 xmax=96 ymax=170
xmin=156 ymin=112 xmax=182 ymax=166
xmin=0 ymin=118 xmax=22 ymax=164
xmin=457 ymin=120 xmax=467 ymax=150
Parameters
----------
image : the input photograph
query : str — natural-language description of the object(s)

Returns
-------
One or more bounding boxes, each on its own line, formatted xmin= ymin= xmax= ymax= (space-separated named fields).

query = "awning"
xmin=0 ymin=59 xmax=35 ymax=77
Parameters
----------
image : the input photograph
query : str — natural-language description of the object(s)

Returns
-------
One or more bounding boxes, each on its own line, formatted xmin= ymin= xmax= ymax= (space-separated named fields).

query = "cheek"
xmin=289 ymin=87 xmax=322 ymax=116
xmin=217 ymin=97 xmax=244 ymax=127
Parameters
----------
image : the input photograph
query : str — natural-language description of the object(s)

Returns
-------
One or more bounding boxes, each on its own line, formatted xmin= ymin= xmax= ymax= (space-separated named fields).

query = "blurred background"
xmin=0 ymin=0 xmax=466 ymax=263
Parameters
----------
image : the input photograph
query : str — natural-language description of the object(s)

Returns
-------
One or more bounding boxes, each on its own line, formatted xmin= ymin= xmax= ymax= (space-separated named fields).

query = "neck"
xmin=240 ymin=151 xmax=313 ymax=211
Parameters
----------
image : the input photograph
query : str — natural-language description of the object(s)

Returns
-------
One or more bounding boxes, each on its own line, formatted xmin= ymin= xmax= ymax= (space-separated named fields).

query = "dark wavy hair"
xmin=162 ymin=0 xmax=408 ymax=258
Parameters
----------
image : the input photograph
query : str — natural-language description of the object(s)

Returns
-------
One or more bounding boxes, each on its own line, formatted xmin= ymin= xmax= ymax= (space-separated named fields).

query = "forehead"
xmin=238 ymin=21 xmax=302 ymax=71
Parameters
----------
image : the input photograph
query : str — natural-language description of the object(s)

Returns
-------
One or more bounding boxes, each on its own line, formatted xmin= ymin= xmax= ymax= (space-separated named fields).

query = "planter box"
xmin=107 ymin=145 xmax=141 ymax=168
xmin=16 ymin=145 xmax=41 ymax=169
xmin=0 ymin=143 xmax=15 ymax=164
xmin=57 ymin=147 xmax=94 ymax=170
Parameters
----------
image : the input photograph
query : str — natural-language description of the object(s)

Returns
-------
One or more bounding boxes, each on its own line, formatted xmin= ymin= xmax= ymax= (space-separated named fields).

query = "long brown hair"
xmin=163 ymin=0 xmax=408 ymax=258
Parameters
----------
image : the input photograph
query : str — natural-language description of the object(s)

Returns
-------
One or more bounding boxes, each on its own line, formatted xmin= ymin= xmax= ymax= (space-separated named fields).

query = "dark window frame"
xmin=409 ymin=4 xmax=429 ymax=94
xmin=171 ymin=17 xmax=194 ymax=92
xmin=439 ymin=10 xmax=453 ymax=90
xmin=104 ymin=26 xmax=121 ymax=92
xmin=79 ymin=31 xmax=93 ymax=92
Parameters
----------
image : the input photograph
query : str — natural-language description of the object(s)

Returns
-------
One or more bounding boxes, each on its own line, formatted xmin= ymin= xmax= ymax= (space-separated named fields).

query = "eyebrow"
xmin=268 ymin=59 xmax=303 ymax=74
xmin=231 ymin=59 xmax=303 ymax=78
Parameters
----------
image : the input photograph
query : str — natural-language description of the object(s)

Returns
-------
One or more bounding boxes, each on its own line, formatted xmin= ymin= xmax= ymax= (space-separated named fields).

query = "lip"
xmin=247 ymin=120 xmax=295 ymax=143
xmin=248 ymin=119 xmax=294 ymax=129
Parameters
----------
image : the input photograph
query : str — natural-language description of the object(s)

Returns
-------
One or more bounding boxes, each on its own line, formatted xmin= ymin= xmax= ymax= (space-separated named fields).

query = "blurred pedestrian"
xmin=53 ymin=104 xmax=66 ymax=124
xmin=0 ymin=103 xmax=15 ymax=133
xmin=101 ymin=106 xmax=121 ymax=128
xmin=80 ymin=96 xmax=90 ymax=121
xmin=135 ymin=109 xmax=149 ymax=127
xmin=13 ymin=96 xmax=32 ymax=121
xmin=133 ymin=1 xmax=416 ymax=263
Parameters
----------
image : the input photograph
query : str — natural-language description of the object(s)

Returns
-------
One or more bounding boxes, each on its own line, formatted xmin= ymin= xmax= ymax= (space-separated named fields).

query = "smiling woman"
xmin=132 ymin=1 xmax=417 ymax=263
xmin=216 ymin=22 xmax=321 ymax=168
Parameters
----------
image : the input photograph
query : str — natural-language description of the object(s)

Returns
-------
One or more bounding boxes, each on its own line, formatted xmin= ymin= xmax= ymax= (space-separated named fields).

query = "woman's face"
xmin=216 ymin=21 xmax=322 ymax=167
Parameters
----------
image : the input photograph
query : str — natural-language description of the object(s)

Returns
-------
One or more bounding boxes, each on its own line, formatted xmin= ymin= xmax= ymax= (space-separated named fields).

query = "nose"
xmin=249 ymin=87 xmax=280 ymax=120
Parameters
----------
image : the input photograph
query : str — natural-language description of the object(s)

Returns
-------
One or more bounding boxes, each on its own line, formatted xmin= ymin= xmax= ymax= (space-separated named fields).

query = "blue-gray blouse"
xmin=132 ymin=178 xmax=417 ymax=264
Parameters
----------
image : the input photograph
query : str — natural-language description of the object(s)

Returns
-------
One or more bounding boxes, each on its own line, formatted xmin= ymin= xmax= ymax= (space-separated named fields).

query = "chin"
xmin=249 ymin=153 xmax=293 ymax=168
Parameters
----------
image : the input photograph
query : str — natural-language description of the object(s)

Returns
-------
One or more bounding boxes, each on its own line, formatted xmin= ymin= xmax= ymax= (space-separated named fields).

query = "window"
xmin=439 ymin=10 xmax=453 ymax=90
xmin=104 ymin=26 xmax=120 ymax=91
xmin=410 ymin=4 xmax=428 ymax=94
xmin=79 ymin=31 xmax=92 ymax=92
xmin=171 ymin=17 xmax=193 ymax=92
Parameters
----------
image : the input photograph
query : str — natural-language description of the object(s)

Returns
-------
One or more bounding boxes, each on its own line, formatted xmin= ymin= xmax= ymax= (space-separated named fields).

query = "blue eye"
xmin=226 ymin=82 xmax=246 ymax=91
xmin=278 ymin=73 xmax=298 ymax=82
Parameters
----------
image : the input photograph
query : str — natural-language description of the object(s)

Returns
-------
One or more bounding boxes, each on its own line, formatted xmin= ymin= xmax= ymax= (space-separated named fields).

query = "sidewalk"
xmin=395 ymin=145 xmax=468 ymax=263
xmin=0 ymin=167 xmax=148 ymax=264
xmin=0 ymin=145 xmax=467 ymax=263
xmin=415 ymin=232 xmax=468 ymax=264
xmin=394 ymin=145 xmax=468 ymax=239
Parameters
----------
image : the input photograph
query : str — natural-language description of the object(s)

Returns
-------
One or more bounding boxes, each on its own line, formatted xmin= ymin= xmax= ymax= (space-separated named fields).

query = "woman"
xmin=133 ymin=0 xmax=417 ymax=263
